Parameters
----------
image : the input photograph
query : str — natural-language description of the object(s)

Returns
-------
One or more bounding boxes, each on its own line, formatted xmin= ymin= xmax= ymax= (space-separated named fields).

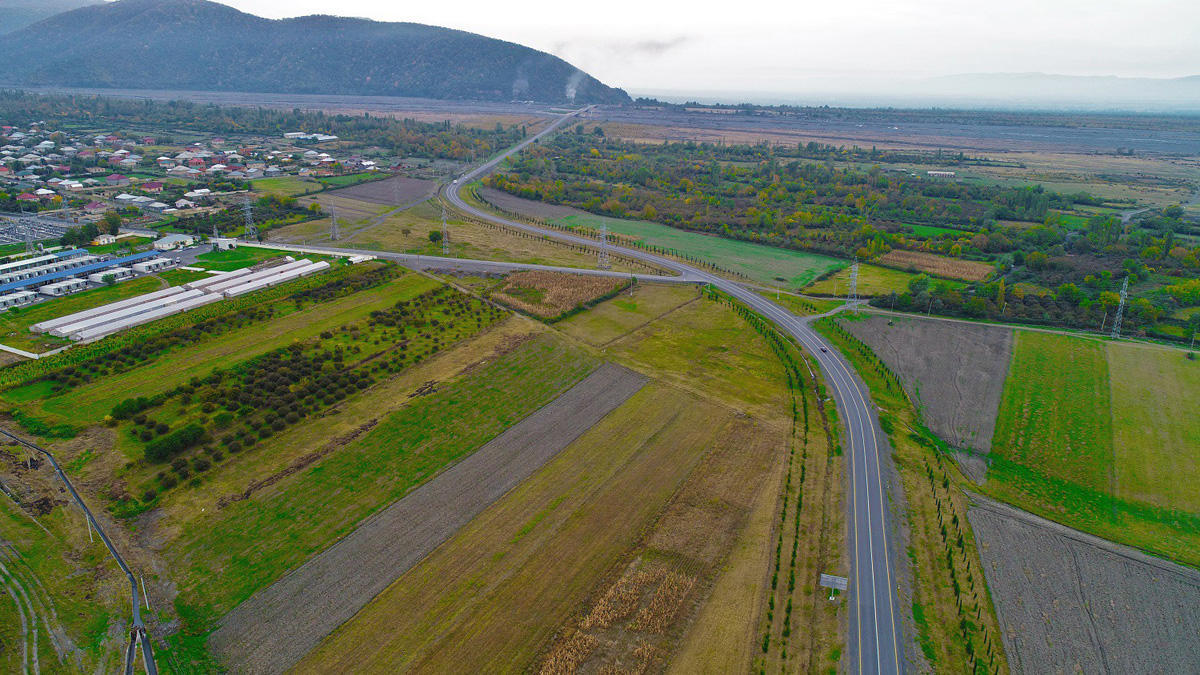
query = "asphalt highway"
xmin=440 ymin=108 xmax=906 ymax=673
xmin=256 ymin=107 xmax=904 ymax=671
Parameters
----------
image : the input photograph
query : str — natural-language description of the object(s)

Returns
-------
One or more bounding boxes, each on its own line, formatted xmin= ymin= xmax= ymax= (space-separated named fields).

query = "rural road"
xmin=439 ymin=108 xmax=907 ymax=673
xmin=248 ymin=106 xmax=905 ymax=672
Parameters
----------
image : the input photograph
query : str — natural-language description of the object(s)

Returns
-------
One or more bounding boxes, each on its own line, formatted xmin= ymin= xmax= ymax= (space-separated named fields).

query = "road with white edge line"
xmin=434 ymin=107 xmax=905 ymax=673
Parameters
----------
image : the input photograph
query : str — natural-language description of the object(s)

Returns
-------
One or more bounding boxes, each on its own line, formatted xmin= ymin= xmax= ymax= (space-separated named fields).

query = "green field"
xmin=252 ymin=176 xmax=319 ymax=196
xmin=805 ymin=263 xmax=930 ymax=297
xmin=909 ymin=224 xmax=969 ymax=238
xmin=552 ymin=213 xmax=845 ymax=288
xmin=1108 ymin=344 xmax=1200 ymax=512
xmin=193 ymin=247 xmax=317 ymax=271
xmin=170 ymin=334 xmax=597 ymax=621
xmin=989 ymin=332 xmax=1200 ymax=567
xmin=558 ymin=283 xmax=698 ymax=346
xmin=992 ymin=332 xmax=1113 ymax=492
xmin=319 ymin=172 xmax=381 ymax=189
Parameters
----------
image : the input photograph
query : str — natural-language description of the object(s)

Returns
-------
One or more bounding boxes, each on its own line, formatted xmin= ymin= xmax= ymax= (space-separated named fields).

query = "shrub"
xmin=142 ymin=489 xmax=157 ymax=502
xmin=112 ymin=397 xmax=153 ymax=420
xmin=192 ymin=457 xmax=211 ymax=472
xmin=159 ymin=475 xmax=178 ymax=489
xmin=145 ymin=424 xmax=206 ymax=462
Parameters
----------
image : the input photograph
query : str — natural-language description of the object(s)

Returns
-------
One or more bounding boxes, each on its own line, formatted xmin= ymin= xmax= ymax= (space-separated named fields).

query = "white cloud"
xmin=206 ymin=0 xmax=1200 ymax=95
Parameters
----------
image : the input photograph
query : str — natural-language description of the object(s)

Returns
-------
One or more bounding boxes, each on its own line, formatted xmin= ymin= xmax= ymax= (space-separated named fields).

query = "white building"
xmin=153 ymin=234 xmax=195 ymax=251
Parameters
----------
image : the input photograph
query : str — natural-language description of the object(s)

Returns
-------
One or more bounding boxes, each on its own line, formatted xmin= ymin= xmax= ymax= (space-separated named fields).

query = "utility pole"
xmin=848 ymin=260 xmax=859 ymax=312
xmin=597 ymin=223 xmax=610 ymax=270
xmin=1110 ymin=275 xmax=1129 ymax=340
xmin=441 ymin=204 xmax=450 ymax=257
xmin=242 ymin=197 xmax=257 ymax=241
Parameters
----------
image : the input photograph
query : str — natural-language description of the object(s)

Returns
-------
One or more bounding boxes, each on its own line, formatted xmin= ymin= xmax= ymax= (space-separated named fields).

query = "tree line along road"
xmin=439 ymin=108 xmax=906 ymax=673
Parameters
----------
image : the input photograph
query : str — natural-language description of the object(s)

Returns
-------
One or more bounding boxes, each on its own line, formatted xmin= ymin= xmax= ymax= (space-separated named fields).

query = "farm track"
xmin=209 ymin=363 xmax=648 ymax=674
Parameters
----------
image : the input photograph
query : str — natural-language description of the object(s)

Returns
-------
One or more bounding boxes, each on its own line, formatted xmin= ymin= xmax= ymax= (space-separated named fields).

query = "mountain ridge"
xmin=0 ymin=0 xmax=630 ymax=104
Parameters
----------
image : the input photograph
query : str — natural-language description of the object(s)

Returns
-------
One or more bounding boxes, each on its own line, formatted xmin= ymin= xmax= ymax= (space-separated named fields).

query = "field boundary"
xmin=208 ymin=362 xmax=648 ymax=672
xmin=968 ymin=493 xmax=1200 ymax=581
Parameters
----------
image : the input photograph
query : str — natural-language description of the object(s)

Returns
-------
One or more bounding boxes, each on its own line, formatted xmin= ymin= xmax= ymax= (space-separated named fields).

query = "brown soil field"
xmin=320 ymin=175 xmax=436 ymax=206
xmin=492 ymin=271 xmax=626 ymax=319
xmin=969 ymin=495 xmax=1200 ymax=674
xmin=878 ymin=250 xmax=994 ymax=281
xmin=209 ymin=363 xmax=648 ymax=673
xmin=839 ymin=314 xmax=1013 ymax=457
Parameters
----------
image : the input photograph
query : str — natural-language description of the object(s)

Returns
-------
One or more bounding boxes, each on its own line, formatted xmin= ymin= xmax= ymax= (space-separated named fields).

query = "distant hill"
xmin=0 ymin=0 xmax=630 ymax=104
xmin=0 ymin=0 xmax=98 ymax=34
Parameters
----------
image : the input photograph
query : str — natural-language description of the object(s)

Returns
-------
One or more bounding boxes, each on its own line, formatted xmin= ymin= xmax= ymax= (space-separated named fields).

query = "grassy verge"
xmin=558 ymin=283 xmax=699 ymax=346
xmin=818 ymin=316 xmax=1009 ymax=674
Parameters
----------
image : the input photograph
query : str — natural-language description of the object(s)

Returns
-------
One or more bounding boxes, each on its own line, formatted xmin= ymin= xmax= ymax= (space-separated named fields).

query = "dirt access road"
xmin=208 ymin=363 xmax=648 ymax=674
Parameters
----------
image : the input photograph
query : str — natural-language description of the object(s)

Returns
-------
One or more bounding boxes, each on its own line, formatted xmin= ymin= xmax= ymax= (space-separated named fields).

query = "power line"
xmin=848 ymin=260 xmax=859 ymax=311
xmin=242 ymin=197 xmax=257 ymax=241
xmin=597 ymin=223 xmax=610 ymax=270
xmin=1110 ymin=275 xmax=1129 ymax=340
xmin=441 ymin=204 xmax=450 ymax=257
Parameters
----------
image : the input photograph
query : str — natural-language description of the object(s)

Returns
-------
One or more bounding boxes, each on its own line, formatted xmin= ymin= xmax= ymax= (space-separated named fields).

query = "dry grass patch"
xmin=879 ymin=250 xmax=993 ymax=281
xmin=492 ymin=271 xmax=627 ymax=320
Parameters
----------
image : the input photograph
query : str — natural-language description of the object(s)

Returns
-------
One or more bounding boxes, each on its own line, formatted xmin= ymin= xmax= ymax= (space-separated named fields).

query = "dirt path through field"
xmin=208 ymin=363 xmax=648 ymax=674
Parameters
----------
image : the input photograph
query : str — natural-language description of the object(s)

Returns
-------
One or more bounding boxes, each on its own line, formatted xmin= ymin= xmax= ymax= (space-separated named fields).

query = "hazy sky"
xmin=207 ymin=0 xmax=1199 ymax=95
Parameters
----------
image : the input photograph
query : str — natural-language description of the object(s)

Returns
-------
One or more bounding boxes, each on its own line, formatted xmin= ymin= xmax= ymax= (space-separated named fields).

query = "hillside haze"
xmin=0 ymin=0 xmax=98 ymax=34
xmin=0 ymin=0 xmax=630 ymax=104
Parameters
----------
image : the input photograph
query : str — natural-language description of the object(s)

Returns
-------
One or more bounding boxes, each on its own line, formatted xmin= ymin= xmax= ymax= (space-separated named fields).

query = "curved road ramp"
xmin=968 ymin=496 xmax=1200 ymax=673
xmin=209 ymin=363 xmax=648 ymax=673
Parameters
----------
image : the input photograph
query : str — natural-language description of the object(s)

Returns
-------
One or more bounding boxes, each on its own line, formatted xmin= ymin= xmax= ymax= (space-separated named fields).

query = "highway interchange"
xmin=341 ymin=107 xmax=907 ymax=673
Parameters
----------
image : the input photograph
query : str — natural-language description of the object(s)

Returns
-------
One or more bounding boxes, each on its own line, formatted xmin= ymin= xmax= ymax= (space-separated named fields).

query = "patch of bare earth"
xmin=969 ymin=495 xmax=1200 ymax=674
xmin=840 ymin=315 xmax=1012 ymax=468
xmin=321 ymin=175 xmax=436 ymax=205
xmin=493 ymin=271 xmax=625 ymax=320
xmin=208 ymin=363 xmax=648 ymax=674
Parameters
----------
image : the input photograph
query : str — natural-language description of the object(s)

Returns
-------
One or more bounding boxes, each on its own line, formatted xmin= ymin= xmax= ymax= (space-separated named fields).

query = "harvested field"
xmin=492 ymin=270 xmax=626 ymax=320
xmin=878 ymin=250 xmax=994 ymax=281
xmin=296 ymin=383 xmax=740 ymax=673
xmin=538 ymin=413 xmax=781 ymax=673
xmin=839 ymin=314 xmax=1013 ymax=455
xmin=319 ymin=175 xmax=436 ymax=206
xmin=969 ymin=495 xmax=1200 ymax=674
xmin=209 ymin=363 xmax=646 ymax=673
xmin=559 ymin=283 xmax=699 ymax=347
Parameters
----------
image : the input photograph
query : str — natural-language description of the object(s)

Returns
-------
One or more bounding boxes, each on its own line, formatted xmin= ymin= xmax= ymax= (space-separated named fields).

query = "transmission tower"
xmin=597 ymin=223 xmax=610 ymax=270
xmin=23 ymin=220 xmax=34 ymax=254
xmin=330 ymin=207 xmax=339 ymax=241
xmin=441 ymin=205 xmax=450 ymax=257
xmin=211 ymin=217 xmax=219 ymax=240
xmin=242 ymin=198 xmax=258 ymax=241
xmin=1110 ymin=275 xmax=1129 ymax=340
xmin=848 ymin=260 xmax=860 ymax=310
